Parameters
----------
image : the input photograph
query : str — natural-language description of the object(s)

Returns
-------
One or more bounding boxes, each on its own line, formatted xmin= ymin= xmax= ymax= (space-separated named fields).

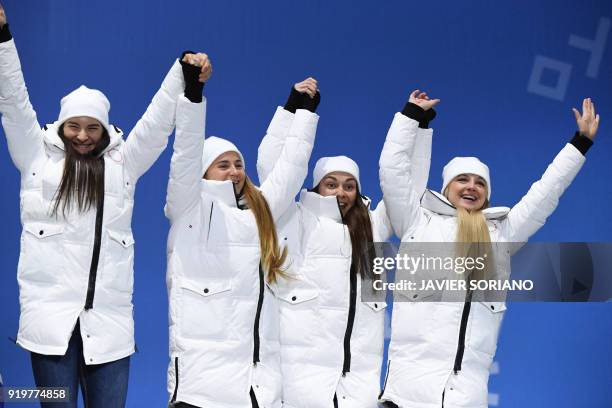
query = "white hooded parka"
xmin=165 ymin=102 xmax=319 ymax=408
xmin=0 ymin=38 xmax=185 ymax=364
xmin=256 ymin=108 xmax=433 ymax=407
xmin=378 ymin=112 xmax=587 ymax=408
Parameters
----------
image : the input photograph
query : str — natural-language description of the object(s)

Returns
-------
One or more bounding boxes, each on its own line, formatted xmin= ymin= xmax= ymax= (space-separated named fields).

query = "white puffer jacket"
xmin=165 ymin=101 xmax=319 ymax=407
xmin=0 ymin=38 xmax=184 ymax=364
xmin=256 ymin=108 xmax=432 ymax=407
xmin=378 ymin=112 xmax=587 ymax=408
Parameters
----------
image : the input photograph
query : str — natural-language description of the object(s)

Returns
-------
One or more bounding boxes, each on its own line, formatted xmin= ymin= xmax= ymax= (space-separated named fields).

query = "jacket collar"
xmin=201 ymin=179 xmax=239 ymax=208
xmin=421 ymin=189 xmax=510 ymax=220
xmin=43 ymin=121 xmax=123 ymax=156
xmin=298 ymin=190 xmax=373 ymax=223
xmin=299 ymin=189 xmax=343 ymax=223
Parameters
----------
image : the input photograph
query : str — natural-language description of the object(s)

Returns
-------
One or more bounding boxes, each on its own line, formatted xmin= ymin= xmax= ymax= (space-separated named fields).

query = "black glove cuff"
xmin=180 ymin=50 xmax=204 ymax=103
xmin=401 ymin=102 xmax=436 ymax=129
xmin=284 ymin=87 xmax=302 ymax=113
xmin=570 ymin=131 xmax=593 ymax=156
xmin=301 ymin=91 xmax=320 ymax=113
xmin=0 ymin=23 xmax=12 ymax=43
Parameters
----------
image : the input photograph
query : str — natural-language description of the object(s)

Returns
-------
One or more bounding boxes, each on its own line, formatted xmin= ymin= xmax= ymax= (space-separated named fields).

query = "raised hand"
xmin=572 ymin=98 xmax=600 ymax=141
xmin=294 ymin=77 xmax=319 ymax=99
xmin=409 ymin=89 xmax=440 ymax=111
xmin=182 ymin=53 xmax=212 ymax=83
xmin=0 ymin=3 xmax=7 ymax=28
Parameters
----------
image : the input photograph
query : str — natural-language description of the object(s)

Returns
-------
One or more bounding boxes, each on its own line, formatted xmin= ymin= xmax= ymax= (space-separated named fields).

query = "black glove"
xmin=0 ymin=23 xmax=12 ymax=43
xmin=284 ymin=86 xmax=320 ymax=113
xmin=402 ymin=102 xmax=436 ymax=129
xmin=180 ymin=51 xmax=204 ymax=103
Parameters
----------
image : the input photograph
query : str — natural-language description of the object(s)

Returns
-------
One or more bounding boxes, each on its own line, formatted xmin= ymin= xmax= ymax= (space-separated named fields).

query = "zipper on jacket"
xmin=378 ymin=360 xmax=391 ymax=399
xmin=342 ymin=267 xmax=357 ymax=375
xmin=453 ymin=289 xmax=473 ymax=374
xmin=171 ymin=357 xmax=179 ymax=403
xmin=252 ymin=263 xmax=264 ymax=364
xmin=84 ymin=157 xmax=105 ymax=310
xmin=206 ymin=202 xmax=214 ymax=244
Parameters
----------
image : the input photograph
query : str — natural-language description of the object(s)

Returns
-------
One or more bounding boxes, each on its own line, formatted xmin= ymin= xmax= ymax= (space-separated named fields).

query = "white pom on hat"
xmin=202 ymin=136 xmax=245 ymax=176
xmin=58 ymin=85 xmax=110 ymax=131
xmin=441 ymin=157 xmax=491 ymax=199
xmin=312 ymin=156 xmax=360 ymax=190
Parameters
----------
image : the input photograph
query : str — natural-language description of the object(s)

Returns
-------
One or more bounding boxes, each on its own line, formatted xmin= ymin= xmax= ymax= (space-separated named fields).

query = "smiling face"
xmin=204 ymin=151 xmax=246 ymax=194
xmin=317 ymin=171 xmax=358 ymax=216
xmin=445 ymin=173 xmax=488 ymax=211
xmin=62 ymin=117 xmax=105 ymax=155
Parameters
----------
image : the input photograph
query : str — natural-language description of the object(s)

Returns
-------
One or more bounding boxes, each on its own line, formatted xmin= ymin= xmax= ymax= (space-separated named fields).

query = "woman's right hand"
xmin=0 ymin=3 xmax=7 ymax=28
xmin=294 ymin=77 xmax=318 ymax=98
xmin=409 ymin=89 xmax=440 ymax=111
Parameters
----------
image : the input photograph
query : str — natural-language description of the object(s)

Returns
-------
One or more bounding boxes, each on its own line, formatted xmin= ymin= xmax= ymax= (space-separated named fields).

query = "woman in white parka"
xmin=0 ymin=5 xmax=211 ymax=407
xmin=165 ymin=74 xmax=319 ymax=407
xmin=256 ymin=81 xmax=433 ymax=408
xmin=378 ymin=90 xmax=600 ymax=408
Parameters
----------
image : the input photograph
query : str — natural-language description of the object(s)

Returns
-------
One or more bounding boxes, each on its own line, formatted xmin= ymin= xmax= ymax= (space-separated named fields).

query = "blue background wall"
xmin=1 ymin=1 xmax=611 ymax=406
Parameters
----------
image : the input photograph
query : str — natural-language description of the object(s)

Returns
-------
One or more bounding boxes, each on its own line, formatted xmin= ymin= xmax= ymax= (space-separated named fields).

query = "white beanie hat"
xmin=58 ymin=85 xmax=110 ymax=131
xmin=441 ymin=157 xmax=491 ymax=199
xmin=202 ymin=136 xmax=245 ymax=176
xmin=312 ymin=156 xmax=361 ymax=190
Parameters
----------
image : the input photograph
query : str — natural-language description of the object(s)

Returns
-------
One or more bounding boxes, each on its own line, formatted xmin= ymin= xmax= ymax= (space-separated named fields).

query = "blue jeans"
xmin=30 ymin=320 xmax=130 ymax=408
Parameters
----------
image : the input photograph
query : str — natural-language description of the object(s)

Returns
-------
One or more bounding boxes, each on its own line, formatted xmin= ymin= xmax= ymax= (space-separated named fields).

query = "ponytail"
xmin=242 ymin=176 xmax=288 ymax=284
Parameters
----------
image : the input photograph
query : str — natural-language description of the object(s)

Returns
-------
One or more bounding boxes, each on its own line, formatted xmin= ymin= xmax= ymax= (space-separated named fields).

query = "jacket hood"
xmin=421 ymin=189 xmax=509 ymax=220
xmin=43 ymin=121 xmax=123 ymax=156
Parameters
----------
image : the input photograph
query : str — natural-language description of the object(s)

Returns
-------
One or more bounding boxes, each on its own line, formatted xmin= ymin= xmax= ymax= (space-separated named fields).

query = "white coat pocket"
xmin=467 ymin=301 xmax=507 ymax=357
xmin=18 ymin=222 xmax=65 ymax=284
xmin=179 ymin=278 xmax=235 ymax=341
xmin=105 ymin=229 xmax=135 ymax=294
xmin=277 ymin=286 xmax=319 ymax=346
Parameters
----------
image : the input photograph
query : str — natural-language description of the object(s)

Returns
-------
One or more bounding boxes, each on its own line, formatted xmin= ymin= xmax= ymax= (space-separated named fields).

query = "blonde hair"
xmin=242 ymin=176 xmax=288 ymax=284
xmin=444 ymin=186 xmax=493 ymax=281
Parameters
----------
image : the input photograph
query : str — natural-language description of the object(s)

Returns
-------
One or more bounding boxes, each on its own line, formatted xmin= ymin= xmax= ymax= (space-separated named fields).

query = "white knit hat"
xmin=202 ymin=136 xmax=245 ymax=176
xmin=441 ymin=157 xmax=491 ymax=199
xmin=312 ymin=156 xmax=360 ymax=190
xmin=58 ymin=85 xmax=110 ymax=131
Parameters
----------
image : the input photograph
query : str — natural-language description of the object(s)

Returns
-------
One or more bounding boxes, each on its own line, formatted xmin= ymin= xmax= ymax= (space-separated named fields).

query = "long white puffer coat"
xmin=378 ymin=112 xmax=587 ymax=408
xmin=165 ymin=101 xmax=319 ymax=407
xmin=0 ymin=38 xmax=184 ymax=364
xmin=256 ymin=108 xmax=432 ymax=407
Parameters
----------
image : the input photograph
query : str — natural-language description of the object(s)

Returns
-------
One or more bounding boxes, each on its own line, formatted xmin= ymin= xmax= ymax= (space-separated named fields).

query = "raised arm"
xmin=259 ymin=97 xmax=319 ymax=221
xmin=164 ymin=54 xmax=211 ymax=222
xmin=257 ymin=78 xmax=320 ymax=184
xmin=122 ymin=51 xmax=209 ymax=181
xmin=379 ymin=90 xmax=439 ymax=239
xmin=504 ymin=98 xmax=599 ymax=242
xmin=0 ymin=9 xmax=45 ymax=173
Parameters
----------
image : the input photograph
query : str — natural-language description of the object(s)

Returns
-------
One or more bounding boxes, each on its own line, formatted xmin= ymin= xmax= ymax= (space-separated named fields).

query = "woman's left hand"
xmin=182 ymin=52 xmax=212 ymax=83
xmin=573 ymin=97 xmax=600 ymax=140
xmin=408 ymin=89 xmax=440 ymax=111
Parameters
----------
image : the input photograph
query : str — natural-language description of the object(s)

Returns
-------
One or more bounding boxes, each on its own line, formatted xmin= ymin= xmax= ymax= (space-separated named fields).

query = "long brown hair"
xmin=242 ymin=176 xmax=288 ymax=284
xmin=313 ymin=185 xmax=375 ymax=278
xmin=52 ymin=124 xmax=109 ymax=217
